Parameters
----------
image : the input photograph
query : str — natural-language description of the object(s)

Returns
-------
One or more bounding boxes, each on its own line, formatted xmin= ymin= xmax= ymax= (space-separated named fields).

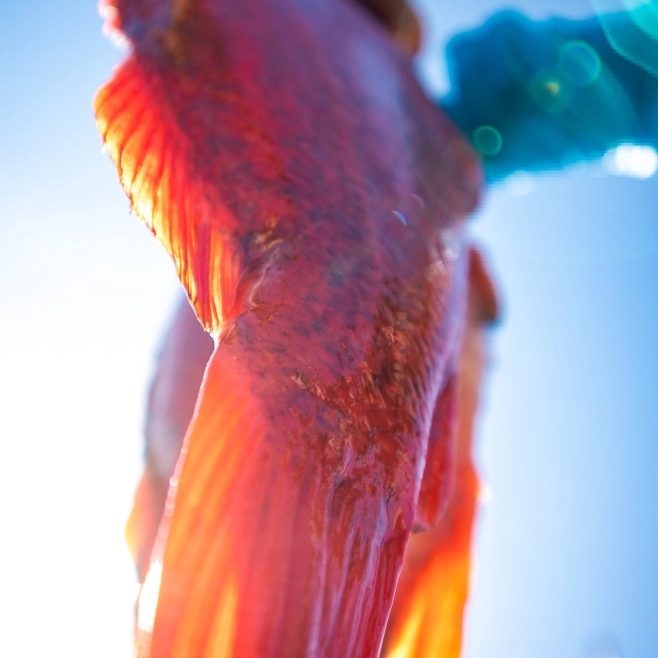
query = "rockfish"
xmin=95 ymin=0 xmax=496 ymax=655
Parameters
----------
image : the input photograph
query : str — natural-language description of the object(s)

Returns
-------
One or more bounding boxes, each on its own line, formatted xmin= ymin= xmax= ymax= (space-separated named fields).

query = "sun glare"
xmin=604 ymin=144 xmax=658 ymax=178
xmin=137 ymin=561 xmax=163 ymax=636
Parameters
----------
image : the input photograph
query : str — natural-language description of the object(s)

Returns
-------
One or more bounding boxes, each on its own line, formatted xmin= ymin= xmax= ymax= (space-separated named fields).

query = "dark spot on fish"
xmin=267 ymin=342 xmax=287 ymax=354
xmin=293 ymin=323 xmax=310 ymax=338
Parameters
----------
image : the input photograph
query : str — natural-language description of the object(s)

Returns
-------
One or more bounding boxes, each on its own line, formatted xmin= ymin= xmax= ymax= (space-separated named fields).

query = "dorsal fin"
xmin=95 ymin=56 xmax=246 ymax=331
xmin=95 ymin=0 xmax=300 ymax=332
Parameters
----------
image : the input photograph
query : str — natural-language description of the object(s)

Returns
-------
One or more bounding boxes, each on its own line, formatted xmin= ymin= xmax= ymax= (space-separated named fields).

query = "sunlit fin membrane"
xmin=94 ymin=58 xmax=245 ymax=331
xmin=383 ymin=464 xmax=477 ymax=658
xmin=139 ymin=343 xmax=417 ymax=658
xmin=126 ymin=471 xmax=169 ymax=583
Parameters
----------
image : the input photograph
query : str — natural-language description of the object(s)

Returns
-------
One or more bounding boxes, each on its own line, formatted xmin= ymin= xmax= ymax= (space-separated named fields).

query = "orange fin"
xmin=94 ymin=57 xmax=251 ymax=331
xmin=136 ymin=340 xmax=420 ymax=658
xmin=126 ymin=471 xmax=170 ymax=583
xmin=382 ymin=463 xmax=478 ymax=658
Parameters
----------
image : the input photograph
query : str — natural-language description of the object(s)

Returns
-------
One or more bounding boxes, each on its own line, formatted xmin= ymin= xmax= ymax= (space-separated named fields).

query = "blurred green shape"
xmin=558 ymin=41 xmax=602 ymax=86
xmin=474 ymin=125 xmax=503 ymax=155
xmin=591 ymin=0 xmax=658 ymax=77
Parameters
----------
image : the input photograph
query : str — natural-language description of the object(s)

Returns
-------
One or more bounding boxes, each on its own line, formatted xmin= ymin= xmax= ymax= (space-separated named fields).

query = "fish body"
xmin=95 ymin=0 xmax=482 ymax=656
xmin=129 ymin=247 xmax=497 ymax=658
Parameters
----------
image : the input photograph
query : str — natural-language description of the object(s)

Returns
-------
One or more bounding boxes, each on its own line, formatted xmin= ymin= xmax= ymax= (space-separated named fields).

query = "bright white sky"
xmin=0 ymin=1 xmax=656 ymax=657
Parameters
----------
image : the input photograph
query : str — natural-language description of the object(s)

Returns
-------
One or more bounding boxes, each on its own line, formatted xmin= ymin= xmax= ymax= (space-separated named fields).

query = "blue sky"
xmin=0 ymin=1 xmax=656 ymax=657
xmin=412 ymin=1 xmax=658 ymax=656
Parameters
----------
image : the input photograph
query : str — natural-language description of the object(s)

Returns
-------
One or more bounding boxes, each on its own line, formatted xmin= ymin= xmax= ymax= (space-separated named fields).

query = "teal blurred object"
xmin=592 ymin=0 xmax=658 ymax=77
xmin=440 ymin=11 xmax=658 ymax=181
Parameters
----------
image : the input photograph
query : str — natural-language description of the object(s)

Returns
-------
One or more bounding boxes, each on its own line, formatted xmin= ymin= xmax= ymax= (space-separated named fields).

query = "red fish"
xmin=95 ymin=0 xmax=488 ymax=656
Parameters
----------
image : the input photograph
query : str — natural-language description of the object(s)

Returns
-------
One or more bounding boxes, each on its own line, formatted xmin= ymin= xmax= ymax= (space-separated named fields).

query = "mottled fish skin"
xmin=127 ymin=248 xmax=498 ymax=658
xmin=125 ymin=0 xmax=428 ymax=582
xmin=95 ymin=0 xmax=482 ymax=656
xmin=382 ymin=247 xmax=499 ymax=658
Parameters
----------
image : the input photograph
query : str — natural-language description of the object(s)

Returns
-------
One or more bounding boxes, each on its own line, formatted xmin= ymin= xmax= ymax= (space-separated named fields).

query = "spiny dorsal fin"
xmin=95 ymin=0 xmax=297 ymax=332
xmin=95 ymin=55 xmax=244 ymax=331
